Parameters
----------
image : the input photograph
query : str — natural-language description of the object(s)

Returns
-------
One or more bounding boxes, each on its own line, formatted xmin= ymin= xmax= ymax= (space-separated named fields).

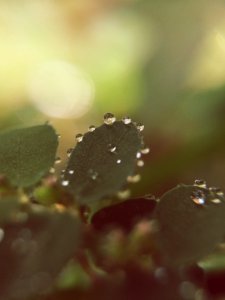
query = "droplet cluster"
xmin=191 ymin=180 xmax=224 ymax=206
xmin=61 ymin=113 xmax=149 ymax=201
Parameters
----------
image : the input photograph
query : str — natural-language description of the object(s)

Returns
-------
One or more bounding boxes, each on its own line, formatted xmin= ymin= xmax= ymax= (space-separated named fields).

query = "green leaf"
xmin=0 ymin=125 xmax=58 ymax=187
xmin=0 ymin=205 xmax=81 ymax=300
xmin=155 ymin=185 xmax=225 ymax=266
xmin=64 ymin=120 xmax=142 ymax=204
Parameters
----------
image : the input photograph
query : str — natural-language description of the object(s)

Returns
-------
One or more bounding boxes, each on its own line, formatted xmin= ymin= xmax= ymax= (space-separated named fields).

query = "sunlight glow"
xmin=28 ymin=61 xmax=95 ymax=119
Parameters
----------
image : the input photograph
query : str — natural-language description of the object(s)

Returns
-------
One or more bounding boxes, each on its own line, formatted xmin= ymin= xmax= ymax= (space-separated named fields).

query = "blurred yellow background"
xmin=1 ymin=0 xmax=225 ymax=196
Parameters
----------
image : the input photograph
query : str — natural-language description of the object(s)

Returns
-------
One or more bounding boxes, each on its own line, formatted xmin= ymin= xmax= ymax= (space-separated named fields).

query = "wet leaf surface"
xmin=64 ymin=120 xmax=142 ymax=204
xmin=155 ymin=185 xmax=225 ymax=266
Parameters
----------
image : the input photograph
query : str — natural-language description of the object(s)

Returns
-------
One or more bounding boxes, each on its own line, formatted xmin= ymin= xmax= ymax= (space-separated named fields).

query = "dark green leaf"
xmin=0 ymin=125 xmax=58 ymax=187
xmin=64 ymin=121 xmax=142 ymax=204
xmin=155 ymin=185 xmax=225 ymax=266
xmin=0 ymin=205 xmax=81 ymax=300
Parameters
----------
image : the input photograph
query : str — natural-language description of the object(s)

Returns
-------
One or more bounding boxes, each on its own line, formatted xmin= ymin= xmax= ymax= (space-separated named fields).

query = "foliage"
xmin=0 ymin=115 xmax=224 ymax=300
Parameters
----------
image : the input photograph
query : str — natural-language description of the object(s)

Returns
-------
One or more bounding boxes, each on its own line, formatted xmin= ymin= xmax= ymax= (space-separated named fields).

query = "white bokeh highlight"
xmin=28 ymin=61 xmax=95 ymax=118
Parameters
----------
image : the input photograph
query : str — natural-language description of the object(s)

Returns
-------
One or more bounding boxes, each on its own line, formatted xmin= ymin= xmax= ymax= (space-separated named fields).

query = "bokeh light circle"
xmin=28 ymin=60 xmax=95 ymax=119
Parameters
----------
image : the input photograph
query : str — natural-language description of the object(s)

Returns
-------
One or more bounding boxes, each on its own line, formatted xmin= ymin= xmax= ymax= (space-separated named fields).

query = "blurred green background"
xmin=1 ymin=0 xmax=225 ymax=197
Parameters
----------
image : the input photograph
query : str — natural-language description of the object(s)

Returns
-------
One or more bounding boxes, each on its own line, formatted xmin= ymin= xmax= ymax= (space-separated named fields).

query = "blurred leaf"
xmin=0 ymin=206 xmax=81 ymax=300
xmin=0 ymin=125 xmax=58 ymax=187
xmin=0 ymin=195 xmax=20 ymax=223
xmin=64 ymin=120 xmax=142 ymax=204
xmin=155 ymin=185 xmax=225 ymax=266
xmin=57 ymin=262 xmax=90 ymax=290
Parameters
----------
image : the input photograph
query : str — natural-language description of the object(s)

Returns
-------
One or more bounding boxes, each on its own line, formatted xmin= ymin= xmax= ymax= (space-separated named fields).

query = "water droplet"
xmin=136 ymin=152 xmax=141 ymax=159
xmin=117 ymin=189 xmax=131 ymax=199
xmin=127 ymin=174 xmax=141 ymax=183
xmin=76 ymin=134 xmax=83 ymax=143
xmin=122 ymin=116 xmax=131 ymax=125
xmin=61 ymin=169 xmax=65 ymax=177
xmin=49 ymin=167 xmax=55 ymax=174
xmin=88 ymin=169 xmax=98 ymax=180
xmin=145 ymin=194 xmax=157 ymax=201
xmin=209 ymin=187 xmax=224 ymax=197
xmin=68 ymin=169 xmax=74 ymax=175
xmin=194 ymin=179 xmax=207 ymax=188
xmin=211 ymin=198 xmax=222 ymax=204
xmin=107 ymin=144 xmax=117 ymax=153
xmin=0 ymin=228 xmax=4 ymax=243
xmin=191 ymin=190 xmax=206 ymax=206
xmin=61 ymin=180 xmax=69 ymax=187
xmin=55 ymin=157 xmax=61 ymax=164
xmin=67 ymin=148 xmax=73 ymax=158
xmin=57 ymin=134 xmax=61 ymax=139
xmin=117 ymin=159 xmax=122 ymax=164
xmin=217 ymin=190 xmax=224 ymax=197
xmin=137 ymin=160 xmax=144 ymax=167
xmin=88 ymin=125 xmax=96 ymax=132
xmin=136 ymin=123 xmax=144 ymax=132
xmin=104 ymin=113 xmax=116 ymax=125
xmin=141 ymin=147 xmax=150 ymax=154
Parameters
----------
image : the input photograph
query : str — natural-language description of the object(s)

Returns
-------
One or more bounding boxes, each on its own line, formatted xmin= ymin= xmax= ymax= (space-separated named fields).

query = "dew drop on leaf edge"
xmin=103 ymin=113 xmax=116 ymax=125
xmin=88 ymin=125 xmax=96 ymax=132
xmin=127 ymin=174 xmax=141 ymax=183
xmin=117 ymin=189 xmax=131 ymax=199
xmin=194 ymin=179 xmax=207 ymax=189
xmin=67 ymin=148 xmax=73 ymax=157
xmin=76 ymin=134 xmax=83 ymax=143
xmin=122 ymin=116 xmax=131 ymax=125
xmin=136 ymin=152 xmax=141 ymax=159
xmin=55 ymin=157 xmax=61 ymax=164
xmin=209 ymin=187 xmax=224 ymax=197
xmin=137 ymin=160 xmax=144 ymax=167
xmin=141 ymin=147 xmax=150 ymax=154
xmin=191 ymin=190 xmax=206 ymax=206
xmin=211 ymin=198 xmax=222 ymax=204
xmin=136 ymin=123 xmax=144 ymax=132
